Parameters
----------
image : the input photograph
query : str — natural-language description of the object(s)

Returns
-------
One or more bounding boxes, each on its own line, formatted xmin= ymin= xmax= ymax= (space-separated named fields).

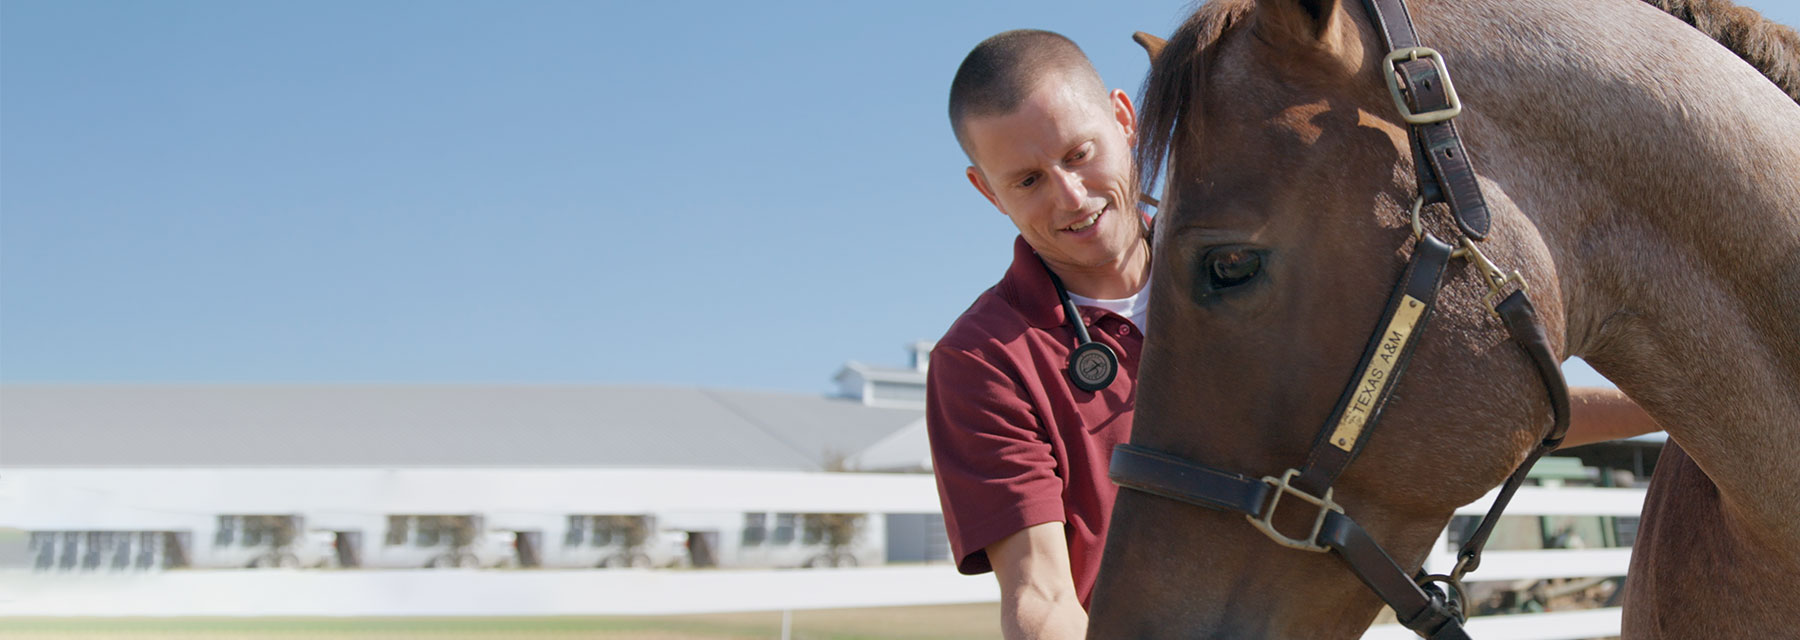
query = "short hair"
xmin=948 ymin=29 xmax=1108 ymax=159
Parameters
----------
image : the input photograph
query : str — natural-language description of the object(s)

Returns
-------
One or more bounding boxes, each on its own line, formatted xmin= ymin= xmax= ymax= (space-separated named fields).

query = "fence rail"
xmin=1366 ymin=486 xmax=1646 ymax=639
xmin=1425 ymin=486 xmax=1644 ymax=581
xmin=1365 ymin=608 xmax=1624 ymax=640
xmin=2 ymin=473 xmax=1645 ymax=639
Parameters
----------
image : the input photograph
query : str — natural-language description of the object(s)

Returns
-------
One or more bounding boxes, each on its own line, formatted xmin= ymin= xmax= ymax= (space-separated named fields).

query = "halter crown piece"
xmin=1107 ymin=1 xmax=1571 ymax=638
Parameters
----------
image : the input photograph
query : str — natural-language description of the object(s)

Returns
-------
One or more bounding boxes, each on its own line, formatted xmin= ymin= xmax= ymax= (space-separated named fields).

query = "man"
xmin=928 ymin=29 xmax=1660 ymax=640
xmin=928 ymin=30 xmax=1147 ymax=640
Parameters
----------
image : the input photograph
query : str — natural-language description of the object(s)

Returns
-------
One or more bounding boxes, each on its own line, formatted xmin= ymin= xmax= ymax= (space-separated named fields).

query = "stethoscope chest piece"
xmin=1041 ymin=255 xmax=1124 ymax=393
xmin=1067 ymin=341 xmax=1119 ymax=392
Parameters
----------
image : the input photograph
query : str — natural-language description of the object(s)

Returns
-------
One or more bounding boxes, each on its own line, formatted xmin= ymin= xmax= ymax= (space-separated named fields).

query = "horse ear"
xmin=1133 ymin=31 xmax=1167 ymax=62
xmin=1255 ymin=0 xmax=1343 ymax=43
xmin=1255 ymin=0 xmax=1361 ymax=68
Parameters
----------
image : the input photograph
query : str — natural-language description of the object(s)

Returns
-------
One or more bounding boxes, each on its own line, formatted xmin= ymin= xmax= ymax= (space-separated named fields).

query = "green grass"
xmin=0 ymin=603 xmax=1002 ymax=639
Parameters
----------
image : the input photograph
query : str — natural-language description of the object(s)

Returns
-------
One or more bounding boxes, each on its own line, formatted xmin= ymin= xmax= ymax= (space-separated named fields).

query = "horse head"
xmin=1089 ymin=0 xmax=1572 ymax=636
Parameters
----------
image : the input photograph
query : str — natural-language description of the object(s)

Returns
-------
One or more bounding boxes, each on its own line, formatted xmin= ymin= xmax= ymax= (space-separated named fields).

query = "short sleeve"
xmin=926 ymin=344 xmax=1066 ymax=575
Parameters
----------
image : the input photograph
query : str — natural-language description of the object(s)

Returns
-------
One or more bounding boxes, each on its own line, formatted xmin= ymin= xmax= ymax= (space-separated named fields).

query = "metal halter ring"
xmin=1411 ymin=196 xmax=1526 ymax=313
xmin=1415 ymin=572 xmax=1470 ymax=622
xmin=1410 ymin=196 xmax=1428 ymax=239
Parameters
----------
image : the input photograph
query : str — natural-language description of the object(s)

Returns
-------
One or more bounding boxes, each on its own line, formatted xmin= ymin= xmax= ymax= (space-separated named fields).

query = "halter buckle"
xmin=1383 ymin=47 xmax=1463 ymax=124
xmin=1246 ymin=469 xmax=1344 ymax=553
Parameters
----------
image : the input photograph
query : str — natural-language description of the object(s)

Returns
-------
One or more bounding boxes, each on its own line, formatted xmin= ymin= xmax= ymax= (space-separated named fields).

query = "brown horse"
xmin=1088 ymin=0 xmax=1800 ymax=637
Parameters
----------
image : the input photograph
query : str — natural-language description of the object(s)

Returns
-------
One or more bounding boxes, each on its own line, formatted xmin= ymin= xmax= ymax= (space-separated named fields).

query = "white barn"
xmin=0 ymin=348 xmax=954 ymax=573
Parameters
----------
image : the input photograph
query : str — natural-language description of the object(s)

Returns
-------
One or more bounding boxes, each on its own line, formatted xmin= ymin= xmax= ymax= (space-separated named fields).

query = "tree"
xmin=803 ymin=513 xmax=864 ymax=567
xmin=595 ymin=515 xmax=653 ymax=567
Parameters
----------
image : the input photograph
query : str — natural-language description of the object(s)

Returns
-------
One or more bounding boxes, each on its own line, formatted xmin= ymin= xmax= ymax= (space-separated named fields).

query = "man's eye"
xmin=1018 ymin=175 xmax=1037 ymax=188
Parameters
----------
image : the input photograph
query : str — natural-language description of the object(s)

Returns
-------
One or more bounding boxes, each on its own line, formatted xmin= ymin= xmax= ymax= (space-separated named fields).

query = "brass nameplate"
xmin=1329 ymin=295 xmax=1426 ymax=452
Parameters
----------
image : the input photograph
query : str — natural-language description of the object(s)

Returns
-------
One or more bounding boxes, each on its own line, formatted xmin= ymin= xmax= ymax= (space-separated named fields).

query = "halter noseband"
xmin=1108 ymin=1 xmax=1572 ymax=638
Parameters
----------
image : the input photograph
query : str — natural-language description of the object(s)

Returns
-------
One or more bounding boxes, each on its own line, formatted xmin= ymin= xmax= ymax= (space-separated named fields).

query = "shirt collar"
xmin=999 ymin=236 xmax=1069 ymax=330
xmin=999 ymin=212 xmax=1155 ymax=330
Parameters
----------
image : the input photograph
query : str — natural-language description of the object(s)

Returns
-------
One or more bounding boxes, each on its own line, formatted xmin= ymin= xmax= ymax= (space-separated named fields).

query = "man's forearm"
xmin=1559 ymin=386 xmax=1662 ymax=449
xmin=1000 ymin=586 xmax=1087 ymax=640
xmin=989 ymin=522 xmax=1087 ymax=640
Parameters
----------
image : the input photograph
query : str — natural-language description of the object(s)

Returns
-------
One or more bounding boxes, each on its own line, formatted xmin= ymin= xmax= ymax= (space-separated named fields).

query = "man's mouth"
xmin=1065 ymin=208 xmax=1104 ymax=232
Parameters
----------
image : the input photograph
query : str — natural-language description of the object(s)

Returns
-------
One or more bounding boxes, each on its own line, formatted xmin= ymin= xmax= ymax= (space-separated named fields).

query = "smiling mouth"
xmin=1065 ymin=208 xmax=1104 ymax=232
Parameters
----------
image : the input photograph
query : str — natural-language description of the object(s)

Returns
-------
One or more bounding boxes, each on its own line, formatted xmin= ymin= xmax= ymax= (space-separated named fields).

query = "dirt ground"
xmin=0 ymin=603 xmax=1003 ymax=640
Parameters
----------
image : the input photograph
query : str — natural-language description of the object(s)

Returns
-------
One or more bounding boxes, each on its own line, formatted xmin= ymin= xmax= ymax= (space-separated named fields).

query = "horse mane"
xmin=1645 ymin=0 xmax=1800 ymax=102
xmin=1134 ymin=0 xmax=1254 ymax=201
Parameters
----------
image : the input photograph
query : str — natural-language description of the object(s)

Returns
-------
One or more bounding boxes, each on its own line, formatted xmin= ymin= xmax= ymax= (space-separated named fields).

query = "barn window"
xmin=742 ymin=513 xmax=767 ymax=547
xmin=772 ymin=513 xmax=797 ymax=545
xmin=215 ymin=516 xmax=236 ymax=547
xmin=416 ymin=522 xmax=442 ymax=547
xmin=386 ymin=516 xmax=409 ymax=546
xmin=565 ymin=516 xmax=585 ymax=546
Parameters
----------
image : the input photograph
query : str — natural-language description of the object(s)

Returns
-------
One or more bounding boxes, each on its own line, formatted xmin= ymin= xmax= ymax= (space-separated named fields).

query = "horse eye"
xmin=1200 ymin=248 xmax=1264 ymax=293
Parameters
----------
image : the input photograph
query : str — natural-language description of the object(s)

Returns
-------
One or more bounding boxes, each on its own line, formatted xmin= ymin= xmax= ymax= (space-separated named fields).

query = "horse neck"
xmin=1440 ymin=0 xmax=1800 ymax=550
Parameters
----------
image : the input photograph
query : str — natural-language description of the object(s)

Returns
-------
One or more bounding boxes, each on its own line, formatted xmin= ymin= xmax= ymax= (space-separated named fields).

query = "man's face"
xmin=964 ymin=76 xmax=1139 ymax=278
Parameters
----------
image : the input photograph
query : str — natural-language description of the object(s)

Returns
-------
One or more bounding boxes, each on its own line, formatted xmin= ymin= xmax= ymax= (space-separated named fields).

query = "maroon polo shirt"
xmin=926 ymin=235 xmax=1142 ymax=608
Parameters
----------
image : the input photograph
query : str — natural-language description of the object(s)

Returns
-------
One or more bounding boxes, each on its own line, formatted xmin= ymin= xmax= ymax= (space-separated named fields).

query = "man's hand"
xmin=1559 ymin=386 xmax=1662 ymax=449
xmin=988 ymin=521 xmax=1087 ymax=640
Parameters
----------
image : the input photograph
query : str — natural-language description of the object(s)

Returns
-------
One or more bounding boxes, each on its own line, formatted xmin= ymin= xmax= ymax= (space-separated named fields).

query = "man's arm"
xmin=987 ymin=521 xmax=1087 ymax=640
xmin=1558 ymin=386 xmax=1662 ymax=449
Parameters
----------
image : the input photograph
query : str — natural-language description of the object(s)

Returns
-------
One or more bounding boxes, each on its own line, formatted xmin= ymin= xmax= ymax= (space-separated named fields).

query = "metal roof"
xmin=833 ymin=361 xmax=928 ymax=384
xmin=0 ymin=385 xmax=923 ymax=471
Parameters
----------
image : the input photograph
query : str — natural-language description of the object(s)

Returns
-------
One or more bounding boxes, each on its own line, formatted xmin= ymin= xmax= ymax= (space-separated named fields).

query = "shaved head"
xmin=948 ymin=29 xmax=1109 ymax=160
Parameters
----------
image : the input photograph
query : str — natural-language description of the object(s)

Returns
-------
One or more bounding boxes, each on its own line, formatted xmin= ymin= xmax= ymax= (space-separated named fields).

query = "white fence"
xmin=0 ymin=469 xmax=1645 ymax=639
xmin=1363 ymin=486 xmax=1645 ymax=639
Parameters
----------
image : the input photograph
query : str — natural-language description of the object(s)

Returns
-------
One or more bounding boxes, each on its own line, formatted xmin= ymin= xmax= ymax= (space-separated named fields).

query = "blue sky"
xmin=4 ymin=1 xmax=1796 ymax=394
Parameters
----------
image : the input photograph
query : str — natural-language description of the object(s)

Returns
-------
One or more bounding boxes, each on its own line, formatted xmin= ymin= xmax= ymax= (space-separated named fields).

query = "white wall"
xmin=0 ymin=468 xmax=940 ymax=570
xmin=0 ymin=468 xmax=942 ymax=517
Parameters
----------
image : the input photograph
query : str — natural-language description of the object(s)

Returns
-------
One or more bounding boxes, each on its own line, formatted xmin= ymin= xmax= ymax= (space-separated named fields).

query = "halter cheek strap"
xmin=1363 ymin=0 xmax=1490 ymax=241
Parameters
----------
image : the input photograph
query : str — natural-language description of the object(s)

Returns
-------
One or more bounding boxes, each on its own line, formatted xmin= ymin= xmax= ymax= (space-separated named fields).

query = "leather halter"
xmin=1108 ymin=1 xmax=1572 ymax=638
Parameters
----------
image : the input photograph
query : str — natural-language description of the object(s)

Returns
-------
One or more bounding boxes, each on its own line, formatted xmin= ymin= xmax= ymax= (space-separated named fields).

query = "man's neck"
xmin=1048 ymin=239 xmax=1150 ymax=300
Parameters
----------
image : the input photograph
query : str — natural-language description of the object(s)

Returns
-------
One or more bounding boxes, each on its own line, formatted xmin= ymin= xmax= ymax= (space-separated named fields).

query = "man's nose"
xmin=1049 ymin=167 xmax=1087 ymax=211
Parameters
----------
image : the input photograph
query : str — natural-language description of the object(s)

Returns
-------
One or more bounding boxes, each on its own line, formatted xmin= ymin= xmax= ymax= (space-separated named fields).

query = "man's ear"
xmin=1110 ymin=89 xmax=1137 ymax=144
xmin=1253 ymin=0 xmax=1362 ymax=70
xmin=966 ymin=165 xmax=1005 ymax=213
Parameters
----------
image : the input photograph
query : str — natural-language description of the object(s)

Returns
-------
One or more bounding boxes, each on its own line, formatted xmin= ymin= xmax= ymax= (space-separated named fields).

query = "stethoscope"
xmin=1043 ymin=196 xmax=1156 ymax=393
xmin=1043 ymin=262 xmax=1120 ymax=393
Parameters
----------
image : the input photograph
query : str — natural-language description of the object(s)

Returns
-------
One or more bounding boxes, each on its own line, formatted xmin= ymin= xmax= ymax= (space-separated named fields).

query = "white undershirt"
xmin=1068 ymin=275 xmax=1151 ymax=334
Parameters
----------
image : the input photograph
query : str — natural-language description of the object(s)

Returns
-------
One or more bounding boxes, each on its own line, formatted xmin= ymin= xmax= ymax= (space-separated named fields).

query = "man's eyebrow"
xmin=998 ymin=166 xmax=1039 ymax=184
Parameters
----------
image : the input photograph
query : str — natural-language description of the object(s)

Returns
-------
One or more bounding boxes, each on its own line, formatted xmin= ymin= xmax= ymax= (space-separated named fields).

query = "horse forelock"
xmin=1134 ymin=0 xmax=1255 ymax=205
